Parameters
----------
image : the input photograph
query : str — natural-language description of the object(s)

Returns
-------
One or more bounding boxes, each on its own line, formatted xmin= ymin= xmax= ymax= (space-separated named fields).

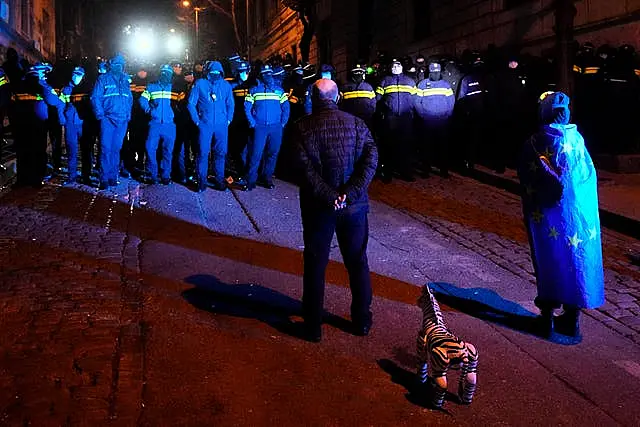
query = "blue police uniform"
xmin=376 ymin=67 xmax=417 ymax=180
xmin=187 ymin=61 xmax=234 ymax=190
xmin=59 ymin=68 xmax=88 ymax=183
xmin=242 ymin=67 xmax=290 ymax=189
xmin=12 ymin=64 xmax=65 ymax=186
xmin=140 ymin=78 xmax=179 ymax=183
xmin=456 ymin=65 xmax=490 ymax=171
xmin=229 ymin=76 xmax=252 ymax=175
xmin=91 ymin=55 xmax=133 ymax=188
xmin=339 ymin=81 xmax=377 ymax=126
xmin=416 ymin=71 xmax=455 ymax=176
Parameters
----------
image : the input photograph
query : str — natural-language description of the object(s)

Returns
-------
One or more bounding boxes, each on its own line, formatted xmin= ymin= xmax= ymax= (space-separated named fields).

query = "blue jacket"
xmin=140 ymin=81 xmax=179 ymax=124
xmin=376 ymin=74 xmax=417 ymax=118
xmin=91 ymin=71 xmax=133 ymax=122
xmin=339 ymin=81 xmax=376 ymax=123
xmin=60 ymin=82 xmax=89 ymax=126
xmin=12 ymin=77 xmax=65 ymax=123
xmin=244 ymin=82 xmax=290 ymax=127
xmin=415 ymin=78 xmax=455 ymax=122
xmin=187 ymin=77 xmax=234 ymax=127
xmin=230 ymin=79 xmax=251 ymax=125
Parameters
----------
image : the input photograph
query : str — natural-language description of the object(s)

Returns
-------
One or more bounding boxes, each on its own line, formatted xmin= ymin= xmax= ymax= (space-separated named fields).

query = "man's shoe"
xmin=196 ymin=183 xmax=207 ymax=193
xmin=109 ymin=179 xmax=118 ymax=187
xmin=303 ymin=323 xmax=322 ymax=343
xmin=209 ymin=181 xmax=228 ymax=192
xmin=160 ymin=178 xmax=171 ymax=186
xmin=120 ymin=169 xmax=131 ymax=178
xmin=99 ymin=182 xmax=110 ymax=191
xmin=352 ymin=315 xmax=373 ymax=337
xmin=257 ymin=179 xmax=275 ymax=190
xmin=146 ymin=177 xmax=158 ymax=185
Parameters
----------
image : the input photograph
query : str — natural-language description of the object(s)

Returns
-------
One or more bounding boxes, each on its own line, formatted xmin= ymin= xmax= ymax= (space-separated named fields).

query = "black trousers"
xmin=301 ymin=204 xmax=373 ymax=327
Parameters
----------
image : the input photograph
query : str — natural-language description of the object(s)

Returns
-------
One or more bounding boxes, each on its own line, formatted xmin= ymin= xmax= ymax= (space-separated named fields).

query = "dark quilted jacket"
xmin=293 ymin=101 xmax=378 ymax=211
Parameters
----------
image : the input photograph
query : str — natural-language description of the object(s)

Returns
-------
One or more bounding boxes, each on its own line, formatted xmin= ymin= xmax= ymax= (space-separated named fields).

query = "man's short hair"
xmin=312 ymin=79 xmax=339 ymax=102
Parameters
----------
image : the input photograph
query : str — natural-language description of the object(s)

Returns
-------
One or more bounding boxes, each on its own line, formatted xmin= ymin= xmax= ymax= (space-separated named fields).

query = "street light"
xmin=180 ymin=0 xmax=206 ymax=60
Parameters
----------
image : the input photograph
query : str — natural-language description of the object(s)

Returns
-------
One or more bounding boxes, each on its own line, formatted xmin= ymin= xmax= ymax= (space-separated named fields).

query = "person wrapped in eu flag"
xmin=518 ymin=91 xmax=604 ymax=341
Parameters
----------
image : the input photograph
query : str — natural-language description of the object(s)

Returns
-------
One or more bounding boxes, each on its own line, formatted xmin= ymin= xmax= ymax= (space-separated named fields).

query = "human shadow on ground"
xmin=182 ymin=274 xmax=353 ymax=341
xmin=428 ymin=282 xmax=580 ymax=345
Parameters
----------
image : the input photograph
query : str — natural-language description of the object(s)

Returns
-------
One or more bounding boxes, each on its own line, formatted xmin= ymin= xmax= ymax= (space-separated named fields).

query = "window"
xmin=413 ymin=0 xmax=431 ymax=41
xmin=0 ymin=1 xmax=8 ymax=23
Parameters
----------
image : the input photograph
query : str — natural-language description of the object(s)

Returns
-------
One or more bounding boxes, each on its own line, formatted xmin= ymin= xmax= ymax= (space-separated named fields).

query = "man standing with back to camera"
xmin=293 ymin=79 xmax=378 ymax=343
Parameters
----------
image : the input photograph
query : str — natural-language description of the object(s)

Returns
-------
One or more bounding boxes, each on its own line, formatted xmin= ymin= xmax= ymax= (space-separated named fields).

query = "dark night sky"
xmin=89 ymin=0 xmax=236 ymax=60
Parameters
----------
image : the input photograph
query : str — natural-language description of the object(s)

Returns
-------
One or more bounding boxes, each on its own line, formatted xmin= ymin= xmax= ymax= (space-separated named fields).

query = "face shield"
xmin=351 ymin=71 xmax=365 ymax=83
xmin=239 ymin=71 xmax=249 ymax=82
xmin=321 ymin=71 xmax=332 ymax=80
xmin=72 ymin=73 xmax=85 ymax=86
xmin=208 ymin=70 xmax=222 ymax=81
xmin=391 ymin=63 xmax=403 ymax=75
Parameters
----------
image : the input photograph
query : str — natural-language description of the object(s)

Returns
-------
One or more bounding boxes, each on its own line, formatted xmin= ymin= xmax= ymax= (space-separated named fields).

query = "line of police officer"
xmin=9 ymin=41 xmax=639 ymax=192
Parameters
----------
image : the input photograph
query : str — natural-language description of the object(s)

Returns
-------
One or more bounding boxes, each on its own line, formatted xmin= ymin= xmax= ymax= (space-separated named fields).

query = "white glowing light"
xmin=167 ymin=34 xmax=184 ymax=55
xmin=130 ymin=30 xmax=156 ymax=57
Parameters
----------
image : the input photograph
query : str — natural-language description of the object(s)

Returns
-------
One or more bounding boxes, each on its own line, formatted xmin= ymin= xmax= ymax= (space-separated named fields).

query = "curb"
xmin=467 ymin=165 xmax=640 ymax=240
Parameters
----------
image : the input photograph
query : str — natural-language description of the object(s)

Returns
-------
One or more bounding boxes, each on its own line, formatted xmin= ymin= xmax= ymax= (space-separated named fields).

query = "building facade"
xmin=0 ymin=0 xmax=56 ymax=63
xmin=56 ymin=0 xmax=89 ymax=60
xmin=250 ymin=0 xmax=640 ymax=78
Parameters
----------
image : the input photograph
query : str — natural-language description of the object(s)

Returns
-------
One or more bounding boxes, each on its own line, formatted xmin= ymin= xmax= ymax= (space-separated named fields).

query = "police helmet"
xmin=272 ymin=65 xmax=285 ymax=76
xmin=415 ymin=54 xmax=426 ymax=65
xmin=236 ymin=61 xmax=250 ymax=72
xmin=27 ymin=62 xmax=53 ymax=76
xmin=582 ymin=42 xmax=595 ymax=53
xmin=260 ymin=64 xmax=274 ymax=75
xmin=160 ymin=64 xmax=174 ymax=74
xmin=428 ymin=62 xmax=441 ymax=73
xmin=351 ymin=64 xmax=366 ymax=74
xmin=228 ymin=53 xmax=241 ymax=62
xmin=72 ymin=66 xmax=86 ymax=77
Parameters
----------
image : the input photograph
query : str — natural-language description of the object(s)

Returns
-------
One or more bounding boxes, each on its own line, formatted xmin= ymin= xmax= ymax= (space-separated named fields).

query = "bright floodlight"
xmin=167 ymin=34 xmax=184 ymax=55
xmin=182 ymin=0 xmax=191 ymax=7
xmin=130 ymin=30 xmax=155 ymax=57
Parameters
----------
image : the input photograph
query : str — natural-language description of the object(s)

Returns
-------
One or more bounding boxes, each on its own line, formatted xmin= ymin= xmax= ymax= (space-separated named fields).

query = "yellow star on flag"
xmin=568 ymin=233 xmax=583 ymax=248
xmin=589 ymin=227 xmax=598 ymax=240
xmin=560 ymin=142 xmax=574 ymax=154
xmin=548 ymin=226 xmax=559 ymax=240
xmin=532 ymin=209 xmax=544 ymax=223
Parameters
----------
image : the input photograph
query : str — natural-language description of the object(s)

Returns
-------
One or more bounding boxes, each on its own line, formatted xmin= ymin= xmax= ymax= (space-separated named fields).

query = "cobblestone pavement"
xmin=368 ymin=173 xmax=640 ymax=344
xmin=1 ymin=174 xmax=640 ymax=425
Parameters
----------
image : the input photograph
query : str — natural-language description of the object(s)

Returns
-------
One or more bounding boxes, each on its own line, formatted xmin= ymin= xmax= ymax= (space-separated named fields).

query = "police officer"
xmin=139 ymin=64 xmax=177 ymax=185
xmin=339 ymin=64 xmax=376 ymax=128
xmin=91 ymin=54 xmax=133 ymax=190
xmin=376 ymin=58 xmax=417 ymax=182
xmin=456 ymin=53 xmax=491 ymax=172
xmin=415 ymin=61 xmax=455 ymax=178
xmin=415 ymin=54 xmax=427 ymax=83
xmin=229 ymin=61 xmax=252 ymax=178
xmin=304 ymin=64 xmax=335 ymax=115
xmin=187 ymin=60 xmax=234 ymax=192
xmin=172 ymin=69 xmax=195 ymax=184
xmin=272 ymin=65 xmax=286 ymax=89
xmin=284 ymin=63 xmax=308 ymax=121
xmin=59 ymin=66 xmax=88 ymax=185
xmin=126 ymin=66 xmax=149 ymax=178
xmin=12 ymin=63 xmax=65 ymax=187
xmin=237 ymin=65 xmax=290 ymax=191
